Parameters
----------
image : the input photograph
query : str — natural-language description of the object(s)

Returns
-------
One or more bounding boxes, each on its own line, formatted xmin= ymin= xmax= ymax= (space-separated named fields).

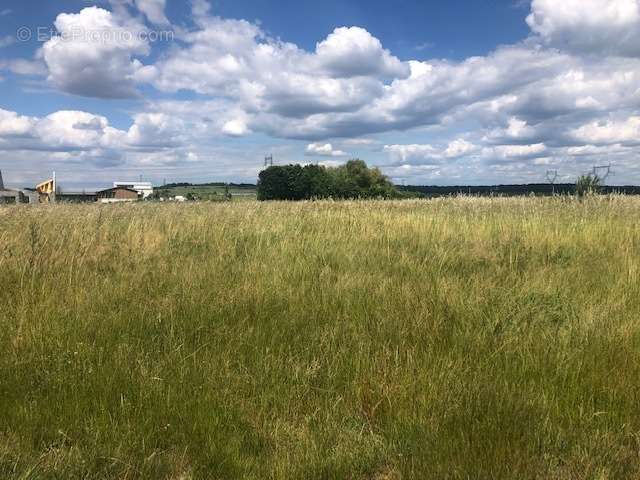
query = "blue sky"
xmin=0 ymin=0 xmax=639 ymax=189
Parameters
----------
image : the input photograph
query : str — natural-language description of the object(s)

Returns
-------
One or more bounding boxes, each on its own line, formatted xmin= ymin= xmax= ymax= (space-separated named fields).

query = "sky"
xmin=0 ymin=0 xmax=639 ymax=189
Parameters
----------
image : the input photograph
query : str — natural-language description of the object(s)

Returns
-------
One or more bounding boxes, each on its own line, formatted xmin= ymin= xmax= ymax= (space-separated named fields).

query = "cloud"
xmin=190 ymin=0 xmax=211 ymax=18
xmin=0 ymin=102 xmax=251 ymax=184
xmin=565 ymin=144 xmax=631 ymax=157
xmin=384 ymin=144 xmax=439 ymax=164
xmin=5 ymin=0 xmax=640 ymax=185
xmin=384 ymin=140 xmax=479 ymax=165
xmin=145 ymin=17 xmax=392 ymax=121
xmin=42 ymin=7 xmax=150 ymax=98
xmin=246 ymin=45 xmax=571 ymax=141
xmin=0 ymin=104 xmax=271 ymax=186
xmin=484 ymin=143 xmax=548 ymax=161
xmin=129 ymin=1 xmax=640 ymax=155
xmin=37 ymin=2 xmax=640 ymax=147
xmin=305 ymin=143 xmax=348 ymax=157
xmin=527 ymin=0 xmax=640 ymax=56
xmin=222 ymin=119 xmax=250 ymax=137
xmin=106 ymin=0 xmax=169 ymax=25
xmin=0 ymin=107 xmax=192 ymax=154
xmin=35 ymin=111 xmax=117 ymax=150
xmin=133 ymin=0 xmax=168 ymax=25
xmin=570 ymin=116 xmax=640 ymax=145
xmin=0 ymin=109 xmax=36 ymax=136
xmin=444 ymin=139 xmax=479 ymax=158
xmin=125 ymin=112 xmax=186 ymax=147
xmin=0 ymin=36 xmax=14 ymax=49
xmin=0 ymin=59 xmax=48 ymax=76
xmin=484 ymin=117 xmax=540 ymax=144
xmin=314 ymin=27 xmax=409 ymax=79
xmin=19 ymin=1 xmax=640 ymax=133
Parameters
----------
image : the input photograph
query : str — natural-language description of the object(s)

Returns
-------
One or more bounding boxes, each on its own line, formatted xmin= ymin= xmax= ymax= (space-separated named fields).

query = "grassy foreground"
xmin=1 ymin=197 xmax=640 ymax=479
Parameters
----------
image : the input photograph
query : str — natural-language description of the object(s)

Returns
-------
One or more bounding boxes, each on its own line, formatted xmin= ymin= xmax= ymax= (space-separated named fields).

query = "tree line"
xmin=257 ymin=160 xmax=402 ymax=201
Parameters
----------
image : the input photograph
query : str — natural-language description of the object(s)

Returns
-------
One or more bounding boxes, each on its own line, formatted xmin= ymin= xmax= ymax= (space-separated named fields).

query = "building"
xmin=113 ymin=181 xmax=153 ymax=199
xmin=56 ymin=192 xmax=98 ymax=203
xmin=36 ymin=176 xmax=56 ymax=203
xmin=0 ymin=170 xmax=25 ymax=204
xmin=19 ymin=189 xmax=40 ymax=204
xmin=0 ymin=190 xmax=21 ymax=204
xmin=96 ymin=187 xmax=140 ymax=203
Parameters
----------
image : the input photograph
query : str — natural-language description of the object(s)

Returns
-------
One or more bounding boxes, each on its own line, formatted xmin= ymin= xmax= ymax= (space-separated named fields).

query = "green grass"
xmin=157 ymin=185 xmax=257 ymax=201
xmin=1 ymin=197 xmax=640 ymax=479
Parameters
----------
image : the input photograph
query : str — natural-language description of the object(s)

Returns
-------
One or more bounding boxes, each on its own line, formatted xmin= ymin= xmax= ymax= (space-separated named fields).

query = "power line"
xmin=592 ymin=164 xmax=613 ymax=183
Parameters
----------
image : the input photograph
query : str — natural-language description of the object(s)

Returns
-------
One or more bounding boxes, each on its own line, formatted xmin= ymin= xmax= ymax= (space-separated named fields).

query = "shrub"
xmin=576 ymin=174 xmax=602 ymax=197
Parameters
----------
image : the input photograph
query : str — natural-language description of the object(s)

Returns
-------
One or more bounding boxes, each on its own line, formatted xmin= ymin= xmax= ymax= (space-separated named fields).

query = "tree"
xmin=257 ymin=160 xmax=399 ymax=201
xmin=576 ymin=174 xmax=602 ymax=197
xmin=301 ymin=164 xmax=334 ymax=199
xmin=257 ymin=167 xmax=292 ymax=200
xmin=330 ymin=160 xmax=398 ymax=199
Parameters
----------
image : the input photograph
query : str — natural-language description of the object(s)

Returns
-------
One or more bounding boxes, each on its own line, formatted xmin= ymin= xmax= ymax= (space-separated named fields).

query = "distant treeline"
xmin=399 ymin=184 xmax=640 ymax=197
xmin=258 ymin=160 xmax=399 ymax=201
xmin=163 ymin=180 xmax=640 ymax=199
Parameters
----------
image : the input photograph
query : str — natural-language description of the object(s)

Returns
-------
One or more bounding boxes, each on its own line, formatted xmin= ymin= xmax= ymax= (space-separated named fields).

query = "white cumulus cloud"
xmin=571 ymin=116 xmax=640 ymax=145
xmin=222 ymin=119 xmax=250 ymax=137
xmin=42 ymin=7 xmax=150 ymax=98
xmin=305 ymin=143 xmax=348 ymax=157
xmin=527 ymin=0 xmax=640 ymax=56
xmin=315 ymin=27 xmax=409 ymax=79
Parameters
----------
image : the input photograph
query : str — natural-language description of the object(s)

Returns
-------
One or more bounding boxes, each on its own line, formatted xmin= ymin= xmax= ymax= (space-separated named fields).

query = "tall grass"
xmin=1 ymin=197 xmax=640 ymax=479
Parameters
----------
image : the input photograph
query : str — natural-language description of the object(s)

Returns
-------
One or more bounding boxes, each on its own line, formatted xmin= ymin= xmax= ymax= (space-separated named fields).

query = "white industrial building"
xmin=113 ymin=181 xmax=154 ymax=199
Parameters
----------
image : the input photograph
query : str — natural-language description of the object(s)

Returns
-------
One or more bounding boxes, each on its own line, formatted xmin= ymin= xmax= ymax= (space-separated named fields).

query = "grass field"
xmin=156 ymin=185 xmax=257 ymax=201
xmin=1 ymin=197 xmax=640 ymax=479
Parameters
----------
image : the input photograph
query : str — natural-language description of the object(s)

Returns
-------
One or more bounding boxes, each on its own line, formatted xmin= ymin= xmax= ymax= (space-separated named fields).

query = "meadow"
xmin=157 ymin=185 xmax=257 ymax=201
xmin=1 ymin=197 xmax=640 ymax=479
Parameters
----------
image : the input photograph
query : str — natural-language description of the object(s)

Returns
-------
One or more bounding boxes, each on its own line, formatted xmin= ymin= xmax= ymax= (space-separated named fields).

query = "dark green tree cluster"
xmin=257 ymin=160 xmax=399 ymax=201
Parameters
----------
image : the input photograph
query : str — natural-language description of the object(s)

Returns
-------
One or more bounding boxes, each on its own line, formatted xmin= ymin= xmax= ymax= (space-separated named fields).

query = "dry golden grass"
xmin=1 ymin=196 xmax=640 ymax=479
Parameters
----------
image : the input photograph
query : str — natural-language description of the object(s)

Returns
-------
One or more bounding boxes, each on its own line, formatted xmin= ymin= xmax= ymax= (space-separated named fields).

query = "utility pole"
xmin=264 ymin=155 xmax=273 ymax=168
xmin=52 ymin=171 xmax=57 ymax=203
xmin=546 ymin=170 xmax=558 ymax=195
